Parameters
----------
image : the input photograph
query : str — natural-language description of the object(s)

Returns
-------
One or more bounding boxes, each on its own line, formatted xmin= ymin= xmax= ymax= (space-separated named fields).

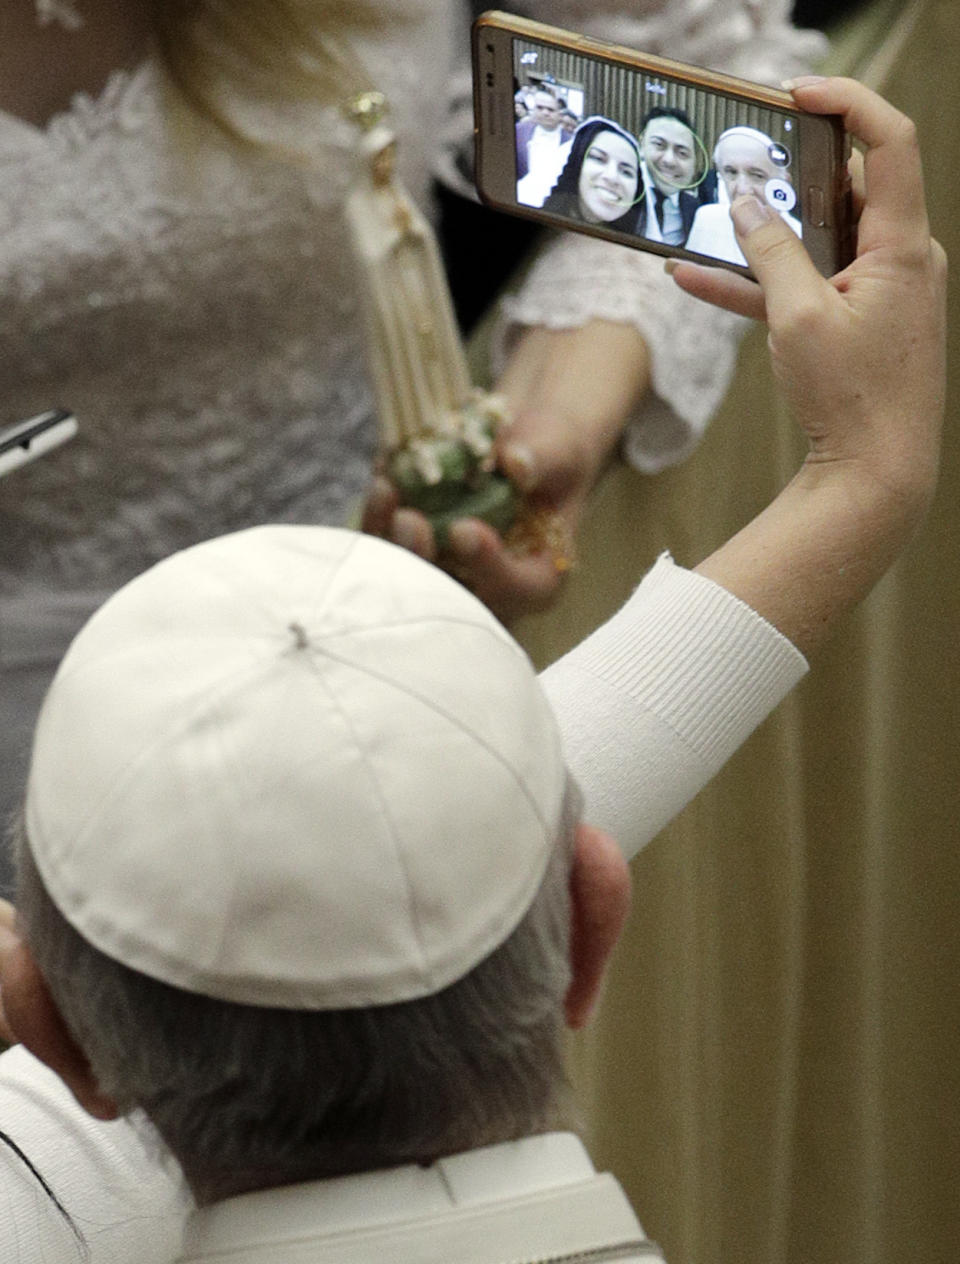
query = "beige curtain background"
xmin=510 ymin=1 xmax=960 ymax=1260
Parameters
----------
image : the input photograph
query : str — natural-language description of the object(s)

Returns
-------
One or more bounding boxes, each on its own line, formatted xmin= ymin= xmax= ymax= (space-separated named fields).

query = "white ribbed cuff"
xmin=541 ymin=554 xmax=807 ymax=857
xmin=575 ymin=553 xmax=807 ymax=766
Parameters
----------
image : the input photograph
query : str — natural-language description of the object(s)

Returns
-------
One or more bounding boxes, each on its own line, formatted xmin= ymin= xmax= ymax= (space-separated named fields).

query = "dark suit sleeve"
xmin=680 ymin=192 xmax=699 ymax=242
xmin=515 ymin=120 xmax=530 ymax=181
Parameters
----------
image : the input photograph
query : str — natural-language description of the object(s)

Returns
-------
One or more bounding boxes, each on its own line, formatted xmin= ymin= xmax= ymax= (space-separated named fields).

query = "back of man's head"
xmin=14 ymin=526 xmax=575 ymax=1200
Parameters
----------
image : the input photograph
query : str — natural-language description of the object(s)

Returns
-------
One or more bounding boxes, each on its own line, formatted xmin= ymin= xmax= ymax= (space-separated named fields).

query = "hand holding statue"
xmin=363 ymin=316 xmax=649 ymax=623
xmin=349 ymin=92 xmax=651 ymax=624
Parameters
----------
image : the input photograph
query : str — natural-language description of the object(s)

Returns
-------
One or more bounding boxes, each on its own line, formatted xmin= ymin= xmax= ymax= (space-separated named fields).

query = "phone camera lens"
xmin=768 ymin=142 xmax=791 ymax=168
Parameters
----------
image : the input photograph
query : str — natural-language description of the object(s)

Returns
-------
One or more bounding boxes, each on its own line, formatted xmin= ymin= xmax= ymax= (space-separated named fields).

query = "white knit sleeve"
xmin=539 ymin=554 xmax=808 ymax=859
xmin=0 ymin=1046 xmax=191 ymax=1264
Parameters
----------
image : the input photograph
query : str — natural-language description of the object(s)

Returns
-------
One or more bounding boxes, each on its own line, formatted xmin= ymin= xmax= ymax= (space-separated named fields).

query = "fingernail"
xmin=503 ymin=443 xmax=537 ymax=493
xmin=731 ymin=194 xmax=774 ymax=236
xmin=781 ymin=75 xmax=826 ymax=90
xmin=448 ymin=519 xmax=484 ymax=558
xmin=664 ymin=259 xmax=678 ymax=275
xmin=391 ymin=512 xmax=423 ymax=554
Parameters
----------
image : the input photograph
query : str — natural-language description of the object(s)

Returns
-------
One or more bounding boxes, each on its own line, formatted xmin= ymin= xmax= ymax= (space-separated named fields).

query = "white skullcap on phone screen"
xmin=24 ymin=526 xmax=567 ymax=1008
xmin=713 ymin=125 xmax=779 ymax=159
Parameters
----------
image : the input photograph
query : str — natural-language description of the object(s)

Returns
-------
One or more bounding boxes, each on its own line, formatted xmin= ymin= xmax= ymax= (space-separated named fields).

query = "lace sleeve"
xmin=493 ymin=233 xmax=749 ymax=473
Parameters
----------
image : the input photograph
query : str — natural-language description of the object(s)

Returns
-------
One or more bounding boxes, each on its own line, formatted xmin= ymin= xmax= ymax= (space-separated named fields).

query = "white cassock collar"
xmin=181 ymin=1132 xmax=661 ymax=1263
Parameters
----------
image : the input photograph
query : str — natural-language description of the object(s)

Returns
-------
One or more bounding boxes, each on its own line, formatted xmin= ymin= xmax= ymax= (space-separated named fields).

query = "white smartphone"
xmin=473 ymin=11 xmax=853 ymax=279
xmin=0 ymin=409 xmax=78 ymax=478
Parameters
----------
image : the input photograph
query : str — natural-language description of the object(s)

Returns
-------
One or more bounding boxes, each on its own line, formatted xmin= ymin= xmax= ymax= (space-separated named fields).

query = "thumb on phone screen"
xmin=729 ymin=193 xmax=824 ymax=321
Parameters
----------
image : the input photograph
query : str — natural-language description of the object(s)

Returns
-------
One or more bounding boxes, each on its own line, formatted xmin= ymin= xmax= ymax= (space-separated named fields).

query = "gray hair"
xmin=13 ymin=783 xmax=579 ymax=1202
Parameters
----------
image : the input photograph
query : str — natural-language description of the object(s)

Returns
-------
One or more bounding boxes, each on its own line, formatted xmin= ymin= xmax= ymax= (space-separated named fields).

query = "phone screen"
xmin=511 ymin=37 xmax=803 ymax=270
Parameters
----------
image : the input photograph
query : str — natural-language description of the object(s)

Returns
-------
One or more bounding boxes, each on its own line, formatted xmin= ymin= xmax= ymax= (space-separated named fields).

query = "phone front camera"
xmin=768 ymin=142 xmax=791 ymax=168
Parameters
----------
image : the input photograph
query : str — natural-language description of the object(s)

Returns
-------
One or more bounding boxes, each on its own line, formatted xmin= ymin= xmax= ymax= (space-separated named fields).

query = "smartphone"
xmin=0 ymin=409 xmax=78 ymax=478
xmin=473 ymin=11 xmax=853 ymax=278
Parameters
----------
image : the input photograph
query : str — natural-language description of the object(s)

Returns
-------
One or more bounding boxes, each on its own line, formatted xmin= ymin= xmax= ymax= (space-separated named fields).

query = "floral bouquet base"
xmin=386 ymin=392 xmax=519 ymax=549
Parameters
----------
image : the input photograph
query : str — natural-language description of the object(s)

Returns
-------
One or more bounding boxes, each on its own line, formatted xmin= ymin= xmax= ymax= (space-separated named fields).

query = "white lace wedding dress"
xmin=0 ymin=0 xmax=824 ymax=834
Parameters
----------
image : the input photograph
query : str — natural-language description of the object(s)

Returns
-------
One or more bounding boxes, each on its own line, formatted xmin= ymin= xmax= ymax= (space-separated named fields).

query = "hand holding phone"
xmin=693 ymin=76 xmax=945 ymax=654
xmin=696 ymin=76 xmax=944 ymax=492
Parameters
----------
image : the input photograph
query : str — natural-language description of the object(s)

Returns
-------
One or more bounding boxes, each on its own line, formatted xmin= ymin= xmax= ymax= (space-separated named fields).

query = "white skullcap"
xmin=713 ymin=125 xmax=778 ymax=161
xmin=25 ymin=526 xmax=567 ymax=1009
